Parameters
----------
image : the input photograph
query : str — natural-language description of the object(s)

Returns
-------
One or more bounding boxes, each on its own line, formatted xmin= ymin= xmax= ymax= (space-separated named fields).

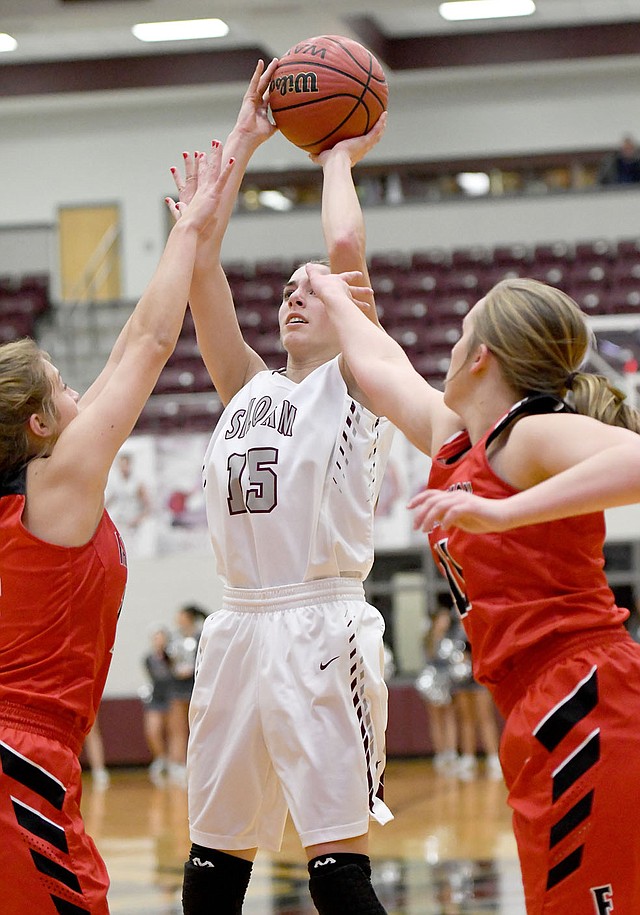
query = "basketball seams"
xmin=270 ymin=93 xmax=382 ymax=114
xmin=313 ymin=35 xmax=380 ymax=80
xmin=297 ymin=102 xmax=372 ymax=151
xmin=272 ymin=93 xmax=377 ymax=150
xmin=284 ymin=34 xmax=384 ymax=81
xmin=269 ymin=34 xmax=388 ymax=154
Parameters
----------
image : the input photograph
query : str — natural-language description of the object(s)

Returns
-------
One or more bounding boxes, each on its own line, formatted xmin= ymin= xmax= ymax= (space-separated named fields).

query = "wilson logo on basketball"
xmin=270 ymin=72 xmax=319 ymax=97
xmin=290 ymin=43 xmax=327 ymax=58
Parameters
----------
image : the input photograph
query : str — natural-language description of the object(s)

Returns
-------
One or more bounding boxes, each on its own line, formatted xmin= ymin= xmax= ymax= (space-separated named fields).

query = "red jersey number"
xmin=433 ymin=537 xmax=471 ymax=618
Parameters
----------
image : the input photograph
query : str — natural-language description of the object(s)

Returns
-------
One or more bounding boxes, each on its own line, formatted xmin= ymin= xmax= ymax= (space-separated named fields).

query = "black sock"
xmin=182 ymin=845 xmax=253 ymax=915
xmin=308 ymin=853 xmax=387 ymax=915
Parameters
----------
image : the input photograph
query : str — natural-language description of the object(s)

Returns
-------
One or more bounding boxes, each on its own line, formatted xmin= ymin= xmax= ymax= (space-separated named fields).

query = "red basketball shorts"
xmin=499 ymin=632 xmax=640 ymax=914
xmin=0 ymin=724 xmax=110 ymax=915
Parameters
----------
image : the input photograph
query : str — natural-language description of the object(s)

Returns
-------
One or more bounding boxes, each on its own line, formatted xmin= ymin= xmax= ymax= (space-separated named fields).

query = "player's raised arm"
xmin=311 ymin=114 xmax=387 ymax=327
xmin=27 ymin=148 xmax=236 ymax=546
xmin=171 ymin=59 xmax=279 ymax=405
xmin=306 ymin=265 xmax=461 ymax=455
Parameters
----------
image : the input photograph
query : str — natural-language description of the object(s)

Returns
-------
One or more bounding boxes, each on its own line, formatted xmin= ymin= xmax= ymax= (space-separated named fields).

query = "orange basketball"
xmin=268 ymin=35 xmax=388 ymax=155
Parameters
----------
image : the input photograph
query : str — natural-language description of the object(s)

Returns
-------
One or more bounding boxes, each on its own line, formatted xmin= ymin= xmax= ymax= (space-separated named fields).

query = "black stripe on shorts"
xmin=30 ymin=848 xmax=82 ymax=893
xmin=11 ymin=795 xmax=69 ymax=853
xmin=546 ymin=845 xmax=583 ymax=890
xmin=549 ymin=790 xmax=594 ymax=848
xmin=552 ymin=728 xmax=600 ymax=802
xmin=51 ymin=895 xmax=91 ymax=914
xmin=534 ymin=666 xmax=598 ymax=752
xmin=0 ymin=740 xmax=66 ymax=810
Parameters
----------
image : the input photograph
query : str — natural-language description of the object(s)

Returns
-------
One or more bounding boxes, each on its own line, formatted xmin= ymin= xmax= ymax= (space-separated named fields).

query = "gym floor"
xmin=84 ymin=757 xmax=526 ymax=914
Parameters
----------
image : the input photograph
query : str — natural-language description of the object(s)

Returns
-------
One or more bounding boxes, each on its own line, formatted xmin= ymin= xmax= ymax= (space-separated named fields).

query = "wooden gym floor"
xmin=82 ymin=757 xmax=526 ymax=914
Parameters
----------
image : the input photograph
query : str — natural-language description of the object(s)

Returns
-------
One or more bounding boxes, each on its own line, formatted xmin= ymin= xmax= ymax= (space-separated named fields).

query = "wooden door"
xmin=58 ymin=204 xmax=121 ymax=302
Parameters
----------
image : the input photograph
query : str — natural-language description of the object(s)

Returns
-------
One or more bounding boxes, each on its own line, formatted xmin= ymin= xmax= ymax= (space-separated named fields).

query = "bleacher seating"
xmin=450 ymin=245 xmax=490 ymax=268
xmin=0 ymin=272 xmax=51 ymax=344
xmin=369 ymin=251 xmax=409 ymax=273
xmin=574 ymin=239 xmax=616 ymax=261
xmin=129 ymin=234 xmax=640 ymax=431
xmin=8 ymin=238 xmax=636 ymax=435
xmin=571 ymin=287 xmax=611 ymax=315
xmin=492 ymin=244 xmax=531 ymax=268
xmin=532 ymin=241 xmax=572 ymax=264
xmin=617 ymin=239 xmax=640 ymax=261
xmin=527 ymin=263 xmax=569 ymax=287
xmin=410 ymin=248 xmax=449 ymax=270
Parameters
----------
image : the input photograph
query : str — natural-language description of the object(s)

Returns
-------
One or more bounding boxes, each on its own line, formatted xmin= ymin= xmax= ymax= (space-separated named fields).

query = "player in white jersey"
xmin=203 ymin=357 xmax=390 ymax=587
xmin=170 ymin=61 xmax=393 ymax=915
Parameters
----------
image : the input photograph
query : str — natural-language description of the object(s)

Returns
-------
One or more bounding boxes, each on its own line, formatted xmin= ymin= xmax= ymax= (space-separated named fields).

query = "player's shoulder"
xmin=509 ymin=407 xmax=596 ymax=438
xmin=501 ymin=409 xmax=576 ymax=455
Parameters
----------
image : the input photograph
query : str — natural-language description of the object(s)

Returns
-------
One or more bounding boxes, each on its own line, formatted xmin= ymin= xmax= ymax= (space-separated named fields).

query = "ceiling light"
xmin=439 ymin=1 xmax=536 ymax=22
xmin=132 ymin=18 xmax=229 ymax=43
xmin=0 ymin=33 xmax=18 ymax=53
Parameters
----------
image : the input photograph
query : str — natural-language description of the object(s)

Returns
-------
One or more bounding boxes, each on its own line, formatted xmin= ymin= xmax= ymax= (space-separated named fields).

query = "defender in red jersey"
xmin=309 ymin=270 xmax=640 ymax=913
xmin=0 ymin=146 xmax=235 ymax=914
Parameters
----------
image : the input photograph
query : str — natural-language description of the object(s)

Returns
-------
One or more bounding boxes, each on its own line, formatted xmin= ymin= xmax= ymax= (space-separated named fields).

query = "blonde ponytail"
xmin=569 ymin=372 xmax=640 ymax=434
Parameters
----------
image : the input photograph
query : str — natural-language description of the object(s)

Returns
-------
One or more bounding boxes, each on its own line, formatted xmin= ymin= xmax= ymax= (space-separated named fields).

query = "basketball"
xmin=268 ymin=35 xmax=388 ymax=155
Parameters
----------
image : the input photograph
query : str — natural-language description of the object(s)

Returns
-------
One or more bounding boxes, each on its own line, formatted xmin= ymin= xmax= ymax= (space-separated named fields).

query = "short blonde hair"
xmin=0 ymin=338 xmax=58 ymax=477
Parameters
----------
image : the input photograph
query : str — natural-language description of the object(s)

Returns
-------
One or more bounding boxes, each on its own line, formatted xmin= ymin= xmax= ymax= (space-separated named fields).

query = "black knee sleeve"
xmin=182 ymin=846 xmax=253 ymax=915
xmin=308 ymin=854 xmax=387 ymax=915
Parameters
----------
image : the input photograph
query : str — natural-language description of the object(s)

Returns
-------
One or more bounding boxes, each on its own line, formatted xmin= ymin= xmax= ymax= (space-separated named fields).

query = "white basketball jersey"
xmin=203 ymin=356 xmax=393 ymax=588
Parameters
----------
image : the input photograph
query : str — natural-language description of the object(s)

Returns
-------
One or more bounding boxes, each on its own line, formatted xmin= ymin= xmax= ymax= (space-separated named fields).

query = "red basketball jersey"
xmin=427 ymin=396 xmax=628 ymax=692
xmin=0 ymin=473 xmax=128 ymax=745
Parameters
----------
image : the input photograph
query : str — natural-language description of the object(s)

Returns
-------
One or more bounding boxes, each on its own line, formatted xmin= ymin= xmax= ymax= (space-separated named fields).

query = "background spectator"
xmin=598 ymin=134 xmax=640 ymax=185
xmin=166 ymin=604 xmax=209 ymax=786
xmin=84 ymin=718 xmax=110 ymax=790
xmin=416 ymin=599 xmax=459 ymax=773
xmin=141 ymin=624 xmax=174 ymax=786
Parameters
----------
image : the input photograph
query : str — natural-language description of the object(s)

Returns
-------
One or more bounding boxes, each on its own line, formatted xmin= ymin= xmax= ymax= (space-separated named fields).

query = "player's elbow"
xmin=328 ymin=231 xmax=365 ymax=269
xmin=138 ymin=330 xmax=176 ymax=367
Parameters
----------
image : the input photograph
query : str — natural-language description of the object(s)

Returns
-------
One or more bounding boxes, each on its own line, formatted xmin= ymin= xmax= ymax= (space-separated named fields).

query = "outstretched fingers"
xmin=165 ymin=143 xmax=236 ymax=230
xmin=164 ymin=196 xmax=181 ymax=221
xmin=258 ymin=57 xmax=279 ymax=98
xmin=203 ymin=151 xmax=236 ymax=198
xmin=243 ymin=57 xmax=279 ymax=101
xmin=169 ymin=150 xmax=200 ymax=209
xmin=183 ymin=150 xmax=199 ymax=184
xmin=196 ymin=141 xmax=223 ymax=183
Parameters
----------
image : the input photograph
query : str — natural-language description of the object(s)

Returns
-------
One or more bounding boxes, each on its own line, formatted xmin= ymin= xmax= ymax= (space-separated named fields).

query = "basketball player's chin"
xmin=285 ymin=338 xmax=337 ymax=371
xmin=281 ymin=326 xmax=308 ymax=350
xmin=285 ymin=320 xmax=329 ymax=346
xmin=442 ymin=381 xmax=456 ymax=410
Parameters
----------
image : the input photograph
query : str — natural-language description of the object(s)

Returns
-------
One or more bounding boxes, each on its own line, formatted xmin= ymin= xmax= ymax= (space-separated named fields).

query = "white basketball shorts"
xmin=187 ymin=577 xmax=393 ymax=852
